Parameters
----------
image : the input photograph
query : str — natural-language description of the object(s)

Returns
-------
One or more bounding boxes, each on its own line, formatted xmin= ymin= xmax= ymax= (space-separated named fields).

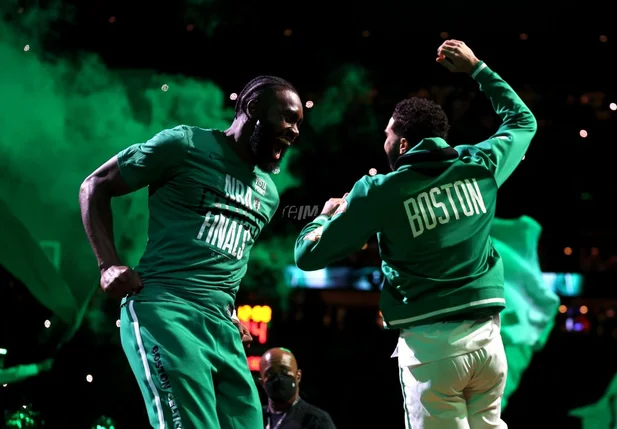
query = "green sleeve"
xmin=0 ymin=363 xmax=39 ymax=384
xmin=471 ymin=62 xmax=538 ymax=188
xmin=294 ymin=176 xmax=379 ymax=271
xmin=117 ymin=126 xmax=190 ymax=191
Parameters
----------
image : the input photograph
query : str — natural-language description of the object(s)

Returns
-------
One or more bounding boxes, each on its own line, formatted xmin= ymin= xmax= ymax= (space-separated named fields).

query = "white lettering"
xmin=236 ymin=228 xmax=251 ymax=260
xmin=196 ymin=212 xmax=213 ymax=240
xmin=255 ymin=178 xmax=267 ymax=196
xmin=429 ymin=188 xmax=449 ymax=224
xmin=225 ymin=174 xmax=256 ymax=211
xmin=235 ymin=180 xmax=245 ymax=206
xmin=465 ymin=179 xmax=487 ymax=214
xmin=417 ymin=192 xmax=437 ymax=231
xmin=197 ymin=213 xmax=253 ymax=260
xmin=206 ymin=214 xmax=229 ymax=247
xmin=403 ymin=197 xmax=424 ymax=238
xmin=196 ymin=174 xmax=259 ymax=259
xmin=224 ymin=175 xmax=234 ymax=198
xmin=454 ymin=180 xmax=474 ymax=216
xmin=221 ymin=221 xmax=237 ymax=254
xmin=441 ymin=183 xmax=459 ymax=220
xmin=167 ymin=393 xmax=184 ymax=429
xmin=403 ymin=178 xmax=488 ymax=238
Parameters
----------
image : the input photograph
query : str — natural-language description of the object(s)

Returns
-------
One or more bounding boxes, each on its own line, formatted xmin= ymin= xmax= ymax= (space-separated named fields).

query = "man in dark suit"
xmin=260 ymin=348 xmax=336 ymax=429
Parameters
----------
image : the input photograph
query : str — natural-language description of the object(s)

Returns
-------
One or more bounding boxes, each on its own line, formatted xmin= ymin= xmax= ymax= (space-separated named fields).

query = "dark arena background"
xmin=1 ymin=1 xmax=616 ymax=428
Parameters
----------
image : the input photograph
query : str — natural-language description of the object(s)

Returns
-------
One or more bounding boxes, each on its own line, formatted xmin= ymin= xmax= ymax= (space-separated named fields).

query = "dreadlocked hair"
xmin=235 ymin=76 xmax=298 ymax=118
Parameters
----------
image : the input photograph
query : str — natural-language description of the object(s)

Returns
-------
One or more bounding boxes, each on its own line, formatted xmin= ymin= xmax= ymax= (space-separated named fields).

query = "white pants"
xmin=399 ymin=335 xmax=508 ymax=429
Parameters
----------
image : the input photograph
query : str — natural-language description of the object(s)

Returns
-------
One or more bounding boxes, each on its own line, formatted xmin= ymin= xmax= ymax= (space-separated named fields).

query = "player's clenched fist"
xmin=100 ymin=265 xmax=143 ymax=299
xmin=233 ymin=319 xmax=253 ymax=349
xmin=436 ymin=40 xmax=480 ymax=74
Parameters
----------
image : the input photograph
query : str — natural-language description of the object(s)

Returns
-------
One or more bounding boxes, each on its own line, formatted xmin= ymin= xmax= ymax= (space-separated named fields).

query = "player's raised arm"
xmin=437 ymin=40 xmax=537 ymax=188
xmin=79 ymin=127 xmax=190 ymax=298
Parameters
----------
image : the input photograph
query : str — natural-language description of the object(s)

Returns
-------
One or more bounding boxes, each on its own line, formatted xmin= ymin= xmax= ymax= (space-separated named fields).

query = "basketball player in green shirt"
xmin=79 ymin=76 xmax=303 ymax=429
xmin=295 ymin=40 xmax=536 ymax=428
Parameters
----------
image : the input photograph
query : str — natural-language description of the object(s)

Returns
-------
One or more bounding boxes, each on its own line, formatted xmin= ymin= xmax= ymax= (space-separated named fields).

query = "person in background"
xmin=260 ymin=347 xmax=336 ymax=429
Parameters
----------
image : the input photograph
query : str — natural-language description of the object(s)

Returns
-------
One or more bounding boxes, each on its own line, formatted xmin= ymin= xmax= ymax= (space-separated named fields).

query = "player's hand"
xmin=320 ymin=193 xmax=349 ymax=217
xmin=100 ymin=265 xmax=143 ymax=299
xmin=436 ymin=40 xmax=480 ymax=74
xmin=233 ymin=319 xmax=253 ymax=349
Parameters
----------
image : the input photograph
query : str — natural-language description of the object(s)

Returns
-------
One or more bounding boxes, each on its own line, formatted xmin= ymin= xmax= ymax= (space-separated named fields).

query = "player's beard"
xmin=386 ymin=146 xmax=400 ymax=171
xmin=249 ymin=122 xmax=287 ymax=173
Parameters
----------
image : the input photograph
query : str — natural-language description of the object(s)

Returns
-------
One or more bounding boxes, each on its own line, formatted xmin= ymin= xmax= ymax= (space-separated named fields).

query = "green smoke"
xmin=309 ymin=65 xmax=374 ymax=134
xmin=0 ymin=21 xmax=233 ymax=271
xmin=0 ymin=6 xmax=382 ymax=320
xmin=0 ymin=11 xmax=234 ymax=336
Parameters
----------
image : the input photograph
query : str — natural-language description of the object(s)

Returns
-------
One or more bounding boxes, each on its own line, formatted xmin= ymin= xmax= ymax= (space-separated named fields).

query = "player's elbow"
xmin=294 ymin=253 xmax=323 ymax=272
xmin=294 ymin=254 xmax=312 ymax=271
xmin=519 ymin=109 xmax=538 ymax=135
xmin=79 ymin=175 xmax=111 ymax=209
xmin=79 ymin=176 xmax=97 ymax=202
xmin=82 ymin=157 xmax=133 ymax=201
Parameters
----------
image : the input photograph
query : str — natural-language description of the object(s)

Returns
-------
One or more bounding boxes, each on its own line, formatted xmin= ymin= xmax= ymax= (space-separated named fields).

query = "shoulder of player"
xmin=139 ymin=126 xmax=193 ymax=166
xmin=166 ymin=125 xmax=229 ymax=151
xmin=454 ymin=143 xmax=493 ymax=161
xmin=178 ymin=125 xmax=217 ymax=147
xmin=359 ymin=170 xmax=421 ymax=201
xmin=154 ymin=125 xmax=193 ymax=150
xmin=358 ymin=171 xmax=392 ymax=191
xmin=345 ymin=174 xmax=385 ymax=205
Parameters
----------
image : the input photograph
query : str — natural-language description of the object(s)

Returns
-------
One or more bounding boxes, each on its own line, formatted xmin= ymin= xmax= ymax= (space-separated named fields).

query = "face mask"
xmin=264 ymin=373 xmax=297 ymax=403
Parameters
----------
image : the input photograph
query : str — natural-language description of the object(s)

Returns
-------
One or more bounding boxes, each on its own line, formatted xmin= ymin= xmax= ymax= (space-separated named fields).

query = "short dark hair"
xmin=391 ymin=97 xmax=450 ymax=144
xmin=235 ymin=76 xmax=298 ymax=118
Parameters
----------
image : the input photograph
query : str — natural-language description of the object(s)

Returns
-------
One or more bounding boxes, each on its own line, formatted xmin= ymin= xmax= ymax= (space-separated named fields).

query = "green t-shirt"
xmin=117 ymin=126 xmax=279 ymax=304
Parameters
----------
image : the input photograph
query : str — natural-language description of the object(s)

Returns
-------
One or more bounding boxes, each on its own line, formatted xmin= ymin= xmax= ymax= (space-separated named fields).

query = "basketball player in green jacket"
xmin=295 ymin=40 xmax=537 ymax=429
xmin=80 ymin=76 xmax=303 ymax=429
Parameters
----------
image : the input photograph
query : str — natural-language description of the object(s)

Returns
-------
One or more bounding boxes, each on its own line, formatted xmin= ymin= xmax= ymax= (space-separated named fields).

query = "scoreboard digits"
xmin=237 ymin=305 xmax=271 ymax=345
xmin=237 ymin=305 xmax=272 ymax=371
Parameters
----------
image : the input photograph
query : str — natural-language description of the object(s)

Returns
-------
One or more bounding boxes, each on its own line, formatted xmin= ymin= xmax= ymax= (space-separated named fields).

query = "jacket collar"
xmin=394 ymin=137 xmax=458 ymax=172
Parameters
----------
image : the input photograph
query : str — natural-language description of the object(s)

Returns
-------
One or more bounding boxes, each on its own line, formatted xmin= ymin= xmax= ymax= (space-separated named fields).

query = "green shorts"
xmin=120 ymin=291 xmax=262 ymax=429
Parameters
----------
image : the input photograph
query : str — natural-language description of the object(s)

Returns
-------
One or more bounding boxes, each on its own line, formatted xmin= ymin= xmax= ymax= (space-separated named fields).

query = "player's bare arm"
xmin=79 ymin=156 xmax=142 ymax=299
